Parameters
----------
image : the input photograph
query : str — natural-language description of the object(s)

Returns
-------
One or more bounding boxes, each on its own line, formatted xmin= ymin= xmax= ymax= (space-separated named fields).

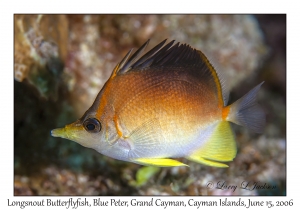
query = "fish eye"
xmin=83 ymin=118 xmax=101 ymax=133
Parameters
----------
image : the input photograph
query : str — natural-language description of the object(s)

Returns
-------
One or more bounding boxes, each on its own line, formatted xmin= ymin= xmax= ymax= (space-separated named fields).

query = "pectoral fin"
xmin=187 ymin=121 xmax=236 ymax=168
xmin=127 ymin=118 xmax=164 ymax=159
xmin=134 ymin=158 xmax=188 ymax=167
xmin=127 ymin=119 xmax=189 ymax=167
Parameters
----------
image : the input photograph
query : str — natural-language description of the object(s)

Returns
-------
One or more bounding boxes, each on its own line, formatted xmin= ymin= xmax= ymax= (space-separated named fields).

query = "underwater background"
xmin=14 ymin=14 xmax=286 ymax=195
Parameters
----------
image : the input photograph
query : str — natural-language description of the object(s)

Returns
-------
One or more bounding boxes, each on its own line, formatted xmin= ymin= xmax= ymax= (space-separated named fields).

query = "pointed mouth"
xmin=51 ymin=128 xmax=66 ymax=138
xmin=51 ymin=121 xmax=82 ymax=141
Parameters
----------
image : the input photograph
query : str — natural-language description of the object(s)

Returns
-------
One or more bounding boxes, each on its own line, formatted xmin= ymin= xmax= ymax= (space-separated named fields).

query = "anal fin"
xmin=189 ymin=157 xmax=230 ymax=167
xmin=134 ymin=158 xmax=188 ymax=167
xmin=187 ymin=121 xmax=236 ymax=168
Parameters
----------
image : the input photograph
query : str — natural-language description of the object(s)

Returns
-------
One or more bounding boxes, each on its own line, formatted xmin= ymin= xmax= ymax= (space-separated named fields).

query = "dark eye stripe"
xmin=83 ymin=118 xmax=101 ymax=133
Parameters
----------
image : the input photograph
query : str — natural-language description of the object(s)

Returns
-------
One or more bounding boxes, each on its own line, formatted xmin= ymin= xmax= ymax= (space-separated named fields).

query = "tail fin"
xmin=226 ymin=82 xmax=265 ymax=133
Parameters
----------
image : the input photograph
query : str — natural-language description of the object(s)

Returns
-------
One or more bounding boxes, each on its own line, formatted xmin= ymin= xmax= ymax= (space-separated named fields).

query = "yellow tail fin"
xmin=187 ymin=121 xmax=236 ymax=167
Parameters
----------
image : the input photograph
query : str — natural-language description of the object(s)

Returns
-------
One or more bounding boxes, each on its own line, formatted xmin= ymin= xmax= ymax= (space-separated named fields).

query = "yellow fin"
xmin=189 ymin=157 xmax=229 ymax=167
xmin=134 ymin=158 xmax=188 ymax=167
xmin=187 ymin=121 xmax=236 ymax=168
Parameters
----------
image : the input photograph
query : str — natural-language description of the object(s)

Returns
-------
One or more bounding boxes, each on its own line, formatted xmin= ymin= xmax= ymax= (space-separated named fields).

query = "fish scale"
xmin=51 ymin=39 xmax=265 ymax=167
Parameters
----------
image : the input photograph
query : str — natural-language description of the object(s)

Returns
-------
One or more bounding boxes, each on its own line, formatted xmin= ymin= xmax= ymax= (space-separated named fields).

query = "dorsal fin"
xmin=197 ymin=50 xmax=226 ymax=108
xmin=118 ymin=39 xmax=150 ymax=74
xmin=114 ymin=39 xmax=226 ymax=107
xmin=131 ymin=39 xmax=167 ymax=69
xmin=125 ymin=40 xmax=200 ymax=71
xmin=199 ymin=49 xmax=229 ymax=106
xmin=116 ymin=39 xmax=175 ymax=74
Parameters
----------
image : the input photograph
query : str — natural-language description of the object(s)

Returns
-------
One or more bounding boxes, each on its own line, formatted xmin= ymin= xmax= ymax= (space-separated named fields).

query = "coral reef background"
xmin=14 ymin=14 xmax=286 ymax=195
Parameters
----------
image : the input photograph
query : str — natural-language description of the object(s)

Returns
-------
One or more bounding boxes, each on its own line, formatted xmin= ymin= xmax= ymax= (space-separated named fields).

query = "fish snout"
xmin=51 ymin=128 xmax=66 ymax=138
